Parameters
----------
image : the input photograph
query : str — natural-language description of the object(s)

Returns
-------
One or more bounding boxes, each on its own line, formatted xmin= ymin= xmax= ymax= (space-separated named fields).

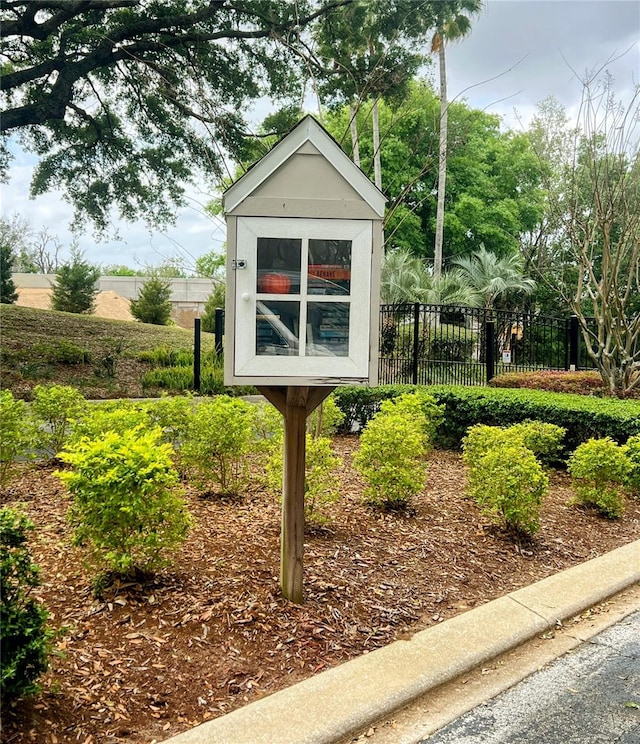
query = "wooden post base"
xmin=258 ymin=386 xmax=335 ymax=604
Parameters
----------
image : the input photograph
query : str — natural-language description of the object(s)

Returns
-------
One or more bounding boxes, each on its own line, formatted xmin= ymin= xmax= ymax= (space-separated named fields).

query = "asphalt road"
xmin=421 ymin=610 xmax=640 ymax=744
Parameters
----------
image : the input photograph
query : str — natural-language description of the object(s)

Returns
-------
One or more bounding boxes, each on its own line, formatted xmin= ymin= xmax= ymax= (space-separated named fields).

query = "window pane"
xmin=306 ymin=302 xmax=350 ymax=357
xmin=256 ymin=300 xmax=300 ymax=356
xmin=257 ymin=238 xmax=301 ymax=294
xmin=308 ymin=239 xmax=351 ymax=295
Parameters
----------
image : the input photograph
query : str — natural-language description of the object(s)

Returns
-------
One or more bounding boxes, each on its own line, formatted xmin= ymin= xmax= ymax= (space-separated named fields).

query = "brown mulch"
xmin=2 ymin=438 xmax=639 ymax=744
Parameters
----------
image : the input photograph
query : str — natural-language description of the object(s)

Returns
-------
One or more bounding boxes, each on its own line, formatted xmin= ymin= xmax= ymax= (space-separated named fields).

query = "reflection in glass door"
xmin=255 ymin=237 xmax=353 ymax=358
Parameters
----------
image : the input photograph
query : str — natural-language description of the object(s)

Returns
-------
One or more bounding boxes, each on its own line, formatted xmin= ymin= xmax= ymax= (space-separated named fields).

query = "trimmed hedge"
xmin=332 ymin=385 xmax=640 ymax=453
xmin=489 ymin=370 xmax=607 ymax=396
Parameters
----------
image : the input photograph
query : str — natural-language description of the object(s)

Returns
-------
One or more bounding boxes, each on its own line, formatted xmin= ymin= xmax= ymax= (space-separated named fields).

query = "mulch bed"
xmin=2 ymin=436 xmax=639 ymax=744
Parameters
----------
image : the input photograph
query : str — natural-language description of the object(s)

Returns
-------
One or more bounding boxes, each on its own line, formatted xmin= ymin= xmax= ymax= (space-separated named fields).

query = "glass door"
xmin=234 ymin=218 xmax=372 ymax=379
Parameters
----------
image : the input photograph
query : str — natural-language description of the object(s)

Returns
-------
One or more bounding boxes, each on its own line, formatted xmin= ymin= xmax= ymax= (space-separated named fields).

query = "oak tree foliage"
xmin=0 ymin=0 xmax=350 ymax=232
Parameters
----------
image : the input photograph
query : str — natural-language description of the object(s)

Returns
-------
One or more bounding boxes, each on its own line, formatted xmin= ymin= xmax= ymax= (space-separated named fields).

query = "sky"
xmin=2 ymin=0 xmax=639 ymax=272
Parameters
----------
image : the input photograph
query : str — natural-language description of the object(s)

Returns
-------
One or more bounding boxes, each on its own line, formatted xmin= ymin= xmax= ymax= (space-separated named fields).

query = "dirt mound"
xmin=17 ymin=287 xmax=134 ymax=321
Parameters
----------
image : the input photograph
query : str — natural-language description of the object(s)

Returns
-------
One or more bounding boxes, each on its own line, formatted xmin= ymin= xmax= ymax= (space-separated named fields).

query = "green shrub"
xmin=142 ymin=364 xmax=195 ymax=392
xmin=50 ymin=250 xmax=100 ymax=314
xmin=0 ymin=391 xmax=35 ymax=488
xmin=69 ymin=401 xmax=151 ymax=444
xmin=625 ymin=434 xmax=640 ymax=497
xmin=353 ymin=410 xmax=427 ymax=510
xmin=32 ymin=340 xmax=91 ymax=365
xmin=130 ymin=276 xmax=172 ymax=325
xmin=567 ymin=438 xmax=631 ymax=518
xmin=332 ymin=385 xmax=416 ymax=433
xmin=144 ymin=394 xmax=196 ymax=448
xmin=1 ymin=508 xmax=56 ymax=702
xmin=56 ymin=426 xmax=191 ymax=576
xmin=379 ymin=391 xmax=444 ymax=447
xmin=427 ymin=386 xmax=640 ymax=451
xmin=141 ymin=363 xmax=254 ymax=396
xmin=266 ymin=434 xmax=341 ymax=525
xmin=138 ymin=345 xmax=193 ymax=367
xmin=508 ymin=421 xmax=566 ymax=466
xmin=489 ymin=371 xmax=606 ymax=396
xmin=332 ymin=385 xmax=640 ymax=451
xmin=306 ymin=396 xmax=345 ymax=438
xmin=467 ymin=443 xmax=548 ymax=536
xmin=252 ymin=401 xmax=284 ymax=462
xmin=31 ymin=384 xmax=87 ymax=457
xmin=181 ymin=396 xmax=255 ymax=496
xmin=462 ymin=424 xmax=514 ymax=476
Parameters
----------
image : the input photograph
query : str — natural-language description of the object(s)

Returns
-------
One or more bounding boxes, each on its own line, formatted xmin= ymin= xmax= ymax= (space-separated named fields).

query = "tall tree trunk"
xmin=434 ymin=36 xmax=448 ymax=280
xmin=349 ymin=102 xmax=361 ymax=168
xmin=372 ymin=98 xmax=382 ymax=190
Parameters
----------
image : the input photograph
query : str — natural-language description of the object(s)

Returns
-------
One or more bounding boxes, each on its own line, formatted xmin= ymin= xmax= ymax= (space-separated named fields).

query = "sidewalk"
xmin=166 ymin=540 xmax=640 ymax=744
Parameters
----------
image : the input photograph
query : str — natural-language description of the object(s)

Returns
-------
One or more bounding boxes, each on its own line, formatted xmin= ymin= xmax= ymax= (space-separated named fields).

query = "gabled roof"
xmin=223 ymin=115 xmax=386 ymax=217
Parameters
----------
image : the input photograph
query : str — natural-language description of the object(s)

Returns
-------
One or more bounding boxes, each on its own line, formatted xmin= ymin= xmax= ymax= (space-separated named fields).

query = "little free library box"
xmin=223 ymin=115 xmax=386 ymax=388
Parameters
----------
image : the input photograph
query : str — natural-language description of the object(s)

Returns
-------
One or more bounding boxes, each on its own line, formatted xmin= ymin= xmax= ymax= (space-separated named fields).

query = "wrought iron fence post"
xmin=485 ymin=320 xmax=495 ymax=382
xmin=412 ymin=302 xmax=420 ymax=385
xmin=569 ymin=315 xmax=579 ymax=371
xmin=214 ymin=308 xmax=224 ymax=356
xmin=194 ymin=317 xmax=201 ymax=393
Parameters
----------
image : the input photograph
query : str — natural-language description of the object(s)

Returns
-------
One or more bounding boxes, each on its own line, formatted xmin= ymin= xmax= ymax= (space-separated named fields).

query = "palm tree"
xmin=422 ymin=269 xmax=481 ymax=307
xmin=381 ymin=249 xmax=430 ymax=304
xmin=433 ymin=0 xmax=483 ymax=279
xmin=451 ymin=246 xmax=536 ymax=310
xmin=381 ymin=249 xmax=480 ymax=307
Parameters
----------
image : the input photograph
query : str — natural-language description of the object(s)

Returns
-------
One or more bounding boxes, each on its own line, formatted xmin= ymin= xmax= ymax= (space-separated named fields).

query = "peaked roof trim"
xmin=223 ymin=115 xmax=386 ymax=217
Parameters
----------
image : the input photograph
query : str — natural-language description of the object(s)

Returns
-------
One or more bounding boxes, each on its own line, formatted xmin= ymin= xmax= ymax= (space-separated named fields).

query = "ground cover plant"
xmin=0 ymin=305 xmax=216 ymax=400
xmin=1 ymin=391 xmax=639 ymax=744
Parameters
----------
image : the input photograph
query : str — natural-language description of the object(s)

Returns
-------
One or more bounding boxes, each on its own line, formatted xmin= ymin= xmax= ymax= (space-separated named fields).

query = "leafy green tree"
xmin=313 ymin=0 xmax=435 ymax=187
xmin=50 ymin=249 xmax=100 ymax=314
xmin=323 ymin=82 xmax=545 ymax=262
xmin=0 ymin=1 xmax=352 ymax=232
xmin=381 ymin=249 xmax=431 ymax=304
xmin=130 ymin=276 xmax=173 ymax=325
xmin=102 ymin=264 xmax=142 ymax=277
xmin=528 ymin=79 xmax=640 ymax=395
xmin=0 ymin=242 xmax=18 ymax=304
xmin=195 ymin=250 xmax=225 ymax=279
xmin=380 ymin=248 xmax=479 ymax=306
xmin=0 ymin=217 xmax=61 ymax=274
xmin=431 ymin=0 xmax=483 ymax=278
xmin=0 ymin=215 xmax=34 ymax=273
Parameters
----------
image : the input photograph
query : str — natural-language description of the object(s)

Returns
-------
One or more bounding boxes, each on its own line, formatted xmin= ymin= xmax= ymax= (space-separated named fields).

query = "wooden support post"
xmin=257 ymin=385 xmax=335 ymax=604
xmin=281 ymin=387 xmax=308 ymax=604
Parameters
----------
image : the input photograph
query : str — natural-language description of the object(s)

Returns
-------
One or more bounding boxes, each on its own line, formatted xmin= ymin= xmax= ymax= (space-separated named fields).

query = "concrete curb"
xmin=166 ymin=540 xmax=640 ymax=744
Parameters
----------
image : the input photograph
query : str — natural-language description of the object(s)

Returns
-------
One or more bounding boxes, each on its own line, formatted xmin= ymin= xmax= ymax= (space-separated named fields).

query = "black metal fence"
xmin=378 ymin=304 xmax=596 ymax=387
xmin=209 ymin=305 xmax=597 ymax=388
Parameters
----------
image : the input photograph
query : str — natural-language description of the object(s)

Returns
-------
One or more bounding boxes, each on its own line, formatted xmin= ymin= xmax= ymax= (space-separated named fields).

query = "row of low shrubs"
xmin=462 ymin=422 xmax=640 ymax=533
xmin=332 ymin=384 xmax=640 ymax=453
xmin=3 ymin=383 xmax=639 ymax=704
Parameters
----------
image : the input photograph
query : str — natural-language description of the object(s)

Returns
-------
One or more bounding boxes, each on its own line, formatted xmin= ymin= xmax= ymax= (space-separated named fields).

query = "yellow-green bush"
xmin=57 ymin=425 xmax=191 ymax=576
xmin=567 ymin=437 xmax=631 ymax=518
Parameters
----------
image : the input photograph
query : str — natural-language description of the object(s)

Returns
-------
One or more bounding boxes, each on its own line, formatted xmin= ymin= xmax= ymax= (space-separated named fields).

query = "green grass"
xmin=0 ymin=304 xmax=217 ymax=400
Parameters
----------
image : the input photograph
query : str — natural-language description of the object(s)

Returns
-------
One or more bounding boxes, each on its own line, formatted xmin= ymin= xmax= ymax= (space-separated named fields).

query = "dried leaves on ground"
xmin=2 ymin=438 xmax=639 ymax=744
